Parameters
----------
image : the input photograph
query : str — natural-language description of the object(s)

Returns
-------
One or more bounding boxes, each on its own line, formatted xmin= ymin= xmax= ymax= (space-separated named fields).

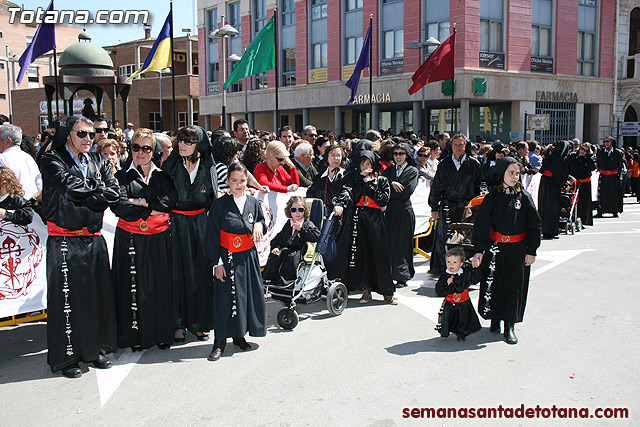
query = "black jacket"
xmin=112 ymin=167 xmax=178 ymax=222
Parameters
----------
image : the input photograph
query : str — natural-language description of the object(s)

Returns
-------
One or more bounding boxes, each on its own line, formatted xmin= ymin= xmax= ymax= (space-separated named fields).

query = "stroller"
xmin=559 ymin=178 xmax=581 ymax=234
xmin=445 ymin=196 xmax=485 ymax=260
xmin=266 ymin=199 xmax=348 ymax=330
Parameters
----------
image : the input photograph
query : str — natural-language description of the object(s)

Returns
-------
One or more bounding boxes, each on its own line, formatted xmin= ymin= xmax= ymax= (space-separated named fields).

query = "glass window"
xmin=346 ymin=0 xmax=363 ymax=11
xmin=282 ymin=48 xmax=296 ymax=86
xmin=207 ymin=8 xmax=219 ymax=84
xmin=313 ymin=42 xmax=328 ymax=68
xmin=254 ymin=0 xmax=267 ymax=32
xmin=282 ymin=0 xmax=295 ymax=27
xmin=310 ymin=0 xmax=327 ymax=69
xmin=578 ymin=0 xmax=597 ymax=76
xmin=382 ymin=1 xmax=403 ymax=59
xmin=425 ymin=0 xmax=450 ymax=53
xmin=480 ymin=0 xmax=503 ymax=53
xmin=346 ymin=36 xmax=363 ymax=64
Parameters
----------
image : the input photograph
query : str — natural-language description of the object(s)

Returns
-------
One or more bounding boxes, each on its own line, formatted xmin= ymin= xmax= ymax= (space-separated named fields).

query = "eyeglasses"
xmin=132 ymin=144 xmax=153 ymax=153
xmin=179 ymin=137 xmax=197 ymax=146
xmin=94 ymin=127 xmax=109 ymax=134
xmin=290 ymin=207 xmax=305 ymax=213
xmin=604 ymin=140 xmax=611 ymax=142
xmin=309 ymin=134 xmax=318 ymax=138
xmin=276 ymin=157 xmax=286 ymax=162
xmin=393 ymin=152 xmax=407 ymax=156
xmin=74 ymin=130 xmax=95 ymax=139
xmin=417 ymin=154 xmax=428 ymax=158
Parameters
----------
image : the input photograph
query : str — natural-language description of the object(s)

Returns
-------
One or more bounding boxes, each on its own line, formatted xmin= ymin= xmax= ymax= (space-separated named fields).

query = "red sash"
xmin=542 ymin=170 xmax=553 ymax=177
xmin=172 ymin=208 xmax=205 ymax=215
xmin=356 ymin=196 xmax=382 ymax=210
xmin=445 ymin=288 xmax=470 ymax=303
xmin=599 ymin=170 xmax=618 ymax=176
xmin=579 ymin=177 xmax=591 ymax=183
xmin=117 ymin=214 xmax=170 ymax=235
xmin=47 ymin=222 xmax=101 ymax=237
xmin=220 ymin=230 xmax=255 ymax=253
xmin=490 ymin=228 xmax=528 ymax=243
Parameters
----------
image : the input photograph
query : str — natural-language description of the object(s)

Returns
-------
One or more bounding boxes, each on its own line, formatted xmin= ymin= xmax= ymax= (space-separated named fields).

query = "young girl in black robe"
xmin=435 ymin=248 xmax=481 ymax=341
xmin=0 ymin=167 xmax=34 ymax=226
xmin=205 ymin=162 xmax=267 ymax=361
xmin=263 ymin=195 xmax=320 ymax=285
xmin=472 ymin=157 xmax=541 ymax=344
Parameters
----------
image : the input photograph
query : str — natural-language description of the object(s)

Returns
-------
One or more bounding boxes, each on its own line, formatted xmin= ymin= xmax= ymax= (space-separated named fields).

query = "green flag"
xmin=223 ymin=15 xmax=275 ymax=90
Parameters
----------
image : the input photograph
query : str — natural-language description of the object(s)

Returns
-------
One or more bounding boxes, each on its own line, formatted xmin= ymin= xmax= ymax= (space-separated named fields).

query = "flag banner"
xmin=127 ymin=10 xmax=172 ymax=81
xmin=223 ymin=15 xmax=275 ymax=90
xmin=408 ymin=32 xmax=456 ymax=95
xmin=345 ymin=20 xmax=372 ymax=105
xmin=17 ymin=0 xmax=56 ymax=85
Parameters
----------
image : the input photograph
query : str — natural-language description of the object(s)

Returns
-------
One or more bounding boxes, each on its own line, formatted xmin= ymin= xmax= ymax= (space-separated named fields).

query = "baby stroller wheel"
xmin=277 ymin=307 xmax=299 ymax=330
xmin=326 ymin=282 xmax=348 ymax=316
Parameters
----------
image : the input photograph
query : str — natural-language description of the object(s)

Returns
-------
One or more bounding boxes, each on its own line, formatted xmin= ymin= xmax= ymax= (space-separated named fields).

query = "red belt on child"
xmin=117 ymin=214 xmax=170 ymax=235
xmin=47 ymin=222 xmax=101 ymax=237
xmin=356 ymin=196 xmax=382 ymax=210
xmin=579 ymin=177 xmax=591 ymax=183
xmin=172 ymin=208 xmax=205 ymax=215
xmin=490 ymin=228 xmax=528 ymax=243
xmin=542 ymin=170 xmax=553 ymax=177
xmin=220 ymin=230 xmax=255 ymax=253
xmin=445 ymin=289 xmax=470 ymax=303
xmin=599 ymin=170 xmax=618 ymax=176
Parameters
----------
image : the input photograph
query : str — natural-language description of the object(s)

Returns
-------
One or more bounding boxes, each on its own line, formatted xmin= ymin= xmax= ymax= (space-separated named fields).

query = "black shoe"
xmin=504 ymin=322 xmax=518 ymax=345
xmin=489 ymin=319 xmax=501 ymax=333
xmin=61 ymin=364 xmax=82 ymax=379
xmin=207 ymin=339 xmax=226 ymax=361
xmin=395 ymin=281 xmax=407 ymax=288
xmin=428 ymin=269 xmax=442 ymax=275
xmin=130 ymin=345 xmax=142 ymax=352
xmin=613 ymin=213 xmax=619 ymax=218
xmin=173 ymin=327 xmax=186 ymax=344
xmin=593 ymin=213 xmax=603 ymax=218
xmin=195 ymin=332 xmax=210 ymax=342
xmin=157 ymin=343 xmax=170 ymax=350
xmin=456 ymin=334 xmax=466 ymax=341
xmin=233 ymin=337 xmax=252 ymax=351
xmin=93 ymin=354 xmax=112 ymax=369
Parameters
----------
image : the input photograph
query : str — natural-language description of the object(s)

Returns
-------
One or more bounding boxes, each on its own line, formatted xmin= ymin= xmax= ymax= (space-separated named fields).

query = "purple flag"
xmin=17 ymin=0 xmax=56 ymax=85
xmin=345 ymin=20 xmax=372 ymax=105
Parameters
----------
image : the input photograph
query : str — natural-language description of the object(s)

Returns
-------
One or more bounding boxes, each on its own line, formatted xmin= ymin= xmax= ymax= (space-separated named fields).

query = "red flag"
xmin=408 ymin=32 xmax=456 ymax=95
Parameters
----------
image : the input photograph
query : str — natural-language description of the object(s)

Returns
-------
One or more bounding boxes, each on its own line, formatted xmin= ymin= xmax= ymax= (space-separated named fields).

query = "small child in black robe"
xmin=435 ymin=247 xmax=481 ymax=341
xmin=263 ymin=196 xmax=320 ymax=285
xmin=0 ymin=166 xmax=34 ymax=226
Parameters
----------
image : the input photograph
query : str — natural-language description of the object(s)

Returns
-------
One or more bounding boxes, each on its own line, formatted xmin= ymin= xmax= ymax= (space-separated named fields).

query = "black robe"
xmin=568 ymin=153 xmax=596 ymax=226
xmin=428 ymin=155 xmax=483 ymax=272
xmin=40 ymin=148 xmax=119 ymax=372
xmin=263 ymin=219 xmax=321 ymax=285
xmin=596 ymin=148 xmax=624 ymax=215
xmin=335 ymin=175 xmax=394 ymax=296
xmin=166 ymin=160 xmax=215 ymax=333
xmin=111 ymin=167 xmax=178 ymax=349
xmin=306 ymin=167 xmax=354 ymax=212
xmin=538 ymin=141 xmax=570 ymax=237
xmin=382 ymin=164 xmax=418 ymax=283
xmin=0 ymin=194 xmax=34 ymax=225
xmin=435 ymin=267 xmax=481 ymax=338
xmin=205 ymin=194 xmax=267 ymax=339
xmin=473 ymin=189 xmax=541 ymax=324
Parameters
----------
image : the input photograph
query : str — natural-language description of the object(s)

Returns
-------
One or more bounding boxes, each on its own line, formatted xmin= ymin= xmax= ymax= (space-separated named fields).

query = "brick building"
xmin=198 ymin=0 xmax=617 ymax=145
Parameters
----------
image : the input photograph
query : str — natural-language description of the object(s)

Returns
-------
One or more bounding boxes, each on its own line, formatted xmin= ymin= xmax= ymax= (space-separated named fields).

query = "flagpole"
xmin=369 ymin=14 xmax=373 ymax=130
xmin=274 ymin=7 xmax=279 ymax=132
xmin=170 ymin=1 xmax=176 ymax=131
xmin=450 ymin=24 xmax=456 ymax=135
xmin=53 ymin=47 xmax=60 ymax=118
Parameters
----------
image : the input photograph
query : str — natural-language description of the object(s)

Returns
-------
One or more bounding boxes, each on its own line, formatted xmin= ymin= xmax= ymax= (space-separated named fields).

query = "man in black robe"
xmin=40 ymin=116 xmax=120 ymax=378
xmin=595 ymin=136 xmax=623 ymax=217
xmin=428 ymin=134 xmax=483 ymax=274
xmin=538 ymin=140 xmax=571 ymax=238
xmin=382 ymin=142 xmax=418 ymax=287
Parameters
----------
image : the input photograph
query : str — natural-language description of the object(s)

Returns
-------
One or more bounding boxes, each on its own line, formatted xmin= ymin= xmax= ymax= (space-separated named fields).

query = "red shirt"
xmin=253 ymin=161 xmax=300 ymax=193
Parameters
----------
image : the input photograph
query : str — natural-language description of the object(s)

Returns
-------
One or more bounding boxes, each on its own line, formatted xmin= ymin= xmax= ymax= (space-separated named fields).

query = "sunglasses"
xmin=276 ymin=157 xmax=286 ymax=162
xmin=179 ymin=137 xmax=197 ymax=146
xmin=309 ymin=134 xmax=318 ymax=138
xmin=417 ymin=153 xmax=428 ymax=158
xmin=290 ymin=207 xmax=305 ymax=213
xmin=132 ymin=144 xmax=153 ymax=153
xmin=393 ymin=152 xmax=407 ymax=156
xmin=94 ymin=127 xmax=109 ymax=133
xmin=74 ymin=130 xmax=95 ymax=139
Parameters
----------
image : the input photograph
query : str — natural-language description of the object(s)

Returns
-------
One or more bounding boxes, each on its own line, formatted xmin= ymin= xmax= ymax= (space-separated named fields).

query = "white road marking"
xmin=571 ymin=229 xmax=640 ymax=235
xmin=96 ymin=348 xmax=144 ymax=407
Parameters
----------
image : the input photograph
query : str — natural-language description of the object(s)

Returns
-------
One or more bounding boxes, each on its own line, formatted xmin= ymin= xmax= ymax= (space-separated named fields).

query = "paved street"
xmin=1 ymin=199 xmax=639 ymax=426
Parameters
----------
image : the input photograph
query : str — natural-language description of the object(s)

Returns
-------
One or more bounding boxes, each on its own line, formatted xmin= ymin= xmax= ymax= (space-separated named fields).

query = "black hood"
xmin=53 ymin=116 xmax=83 ymax=149
xmin=487 ymin=156 xmax=518 ymax=188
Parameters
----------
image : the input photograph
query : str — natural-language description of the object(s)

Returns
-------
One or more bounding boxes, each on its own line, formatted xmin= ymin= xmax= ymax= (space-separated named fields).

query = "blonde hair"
xmin=132 ymin=128 xmax=156 ymax=150
xmin=265 ymin=140 xmax=288 ymax=158
xmin=0 ymin=166 xmax=24 ymax=197
xmin=96 ymin=138 xmax=119 ymax=155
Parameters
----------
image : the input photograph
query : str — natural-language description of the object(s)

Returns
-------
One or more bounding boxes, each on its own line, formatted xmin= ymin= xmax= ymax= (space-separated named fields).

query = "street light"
xmin=227 ymin=51 xmax=248 ymax=121
xmin=209 ymin=16 xmax=238 ymax=130
xmin=1 ymin=47 xmax=19 ymax=124
xmin=407 ymin=37 xmax=441 ymax=134
xmin=157 ymin=68 xmax=171 ymax=131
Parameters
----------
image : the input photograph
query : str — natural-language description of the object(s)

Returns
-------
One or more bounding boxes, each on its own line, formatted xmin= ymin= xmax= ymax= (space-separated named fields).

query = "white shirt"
xmin=452 ymin=153 xmax=467 ymax=171
xmin=124 ymin=128 xmax=135 ymax=141
xmin=127 ymin=161 xmax=160 ymax=185
xmin=215 ymin=194 xmax=247 ymax=267
xmin=396 ymin=163 xmax=407 ymax=177
xmin=321 ymin=166 xmax=345 ymax=182
xmin=183 ymin=157 xmax=201 ymax=184
xmin=0 ymin=145 xmax=42 ymax=199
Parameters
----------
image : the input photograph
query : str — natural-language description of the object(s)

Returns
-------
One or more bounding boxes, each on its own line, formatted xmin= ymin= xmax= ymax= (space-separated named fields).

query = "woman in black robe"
xmin=538 ymin=140 xmax=570 ymax=238
xmin=472 ymin=157 xmax=541 ymax=344
xmin=333 ymin=151 xmax=396 ymax=304
xmin=162 ymin=126 xmax=218 ymax=343
xmin=568 ymin=143 xmax=596 ymax=227
xmin=205 ymin=162 xmax=267 ymax=361
xmin=111 ymin=129 xmax=178 ymax=351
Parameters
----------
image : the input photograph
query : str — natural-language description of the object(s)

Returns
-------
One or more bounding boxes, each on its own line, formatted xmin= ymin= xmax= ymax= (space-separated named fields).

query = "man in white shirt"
xmin=0 ymin=124 xmax=42 ymax=199
xmin=124 ymin=123 xmax=135 ymax=142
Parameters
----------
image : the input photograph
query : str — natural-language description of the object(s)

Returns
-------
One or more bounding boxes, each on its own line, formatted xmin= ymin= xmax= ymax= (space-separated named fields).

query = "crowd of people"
xmin=1 ymin=111 xmax=637 ymax=378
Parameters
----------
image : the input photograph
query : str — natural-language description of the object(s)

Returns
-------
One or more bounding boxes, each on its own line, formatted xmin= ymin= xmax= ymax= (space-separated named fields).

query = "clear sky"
xmin=19 ymin=0 xmax=196 ymax=46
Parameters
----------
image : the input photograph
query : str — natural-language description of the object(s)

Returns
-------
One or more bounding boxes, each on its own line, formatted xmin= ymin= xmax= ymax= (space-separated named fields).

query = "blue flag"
xmin=17 ymin=0 xmax=56 ymax=85
xmin=345 ymin=20 xmax=371 ymax=105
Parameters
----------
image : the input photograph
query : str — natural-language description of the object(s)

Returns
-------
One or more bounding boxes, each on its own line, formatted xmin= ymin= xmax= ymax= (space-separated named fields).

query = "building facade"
xmin=198 ymin=0 xmax=617 ymax=145
xmin=615 ymin=0 xmax=640 ymax=146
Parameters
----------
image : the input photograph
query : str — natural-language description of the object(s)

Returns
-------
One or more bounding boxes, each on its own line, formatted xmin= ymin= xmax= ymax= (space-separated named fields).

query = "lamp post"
xmin=209 ymin=16 xmax=238 ymax=130
xmin=2 ymin=47 xmax=19 ymax=124
xmin=227 ymin=50 xmax=248 ymax=121
xmin=407 ymin=37 xmax=441 ymax=135
xmin=157 ymin=68 xmax=171 ymax=131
